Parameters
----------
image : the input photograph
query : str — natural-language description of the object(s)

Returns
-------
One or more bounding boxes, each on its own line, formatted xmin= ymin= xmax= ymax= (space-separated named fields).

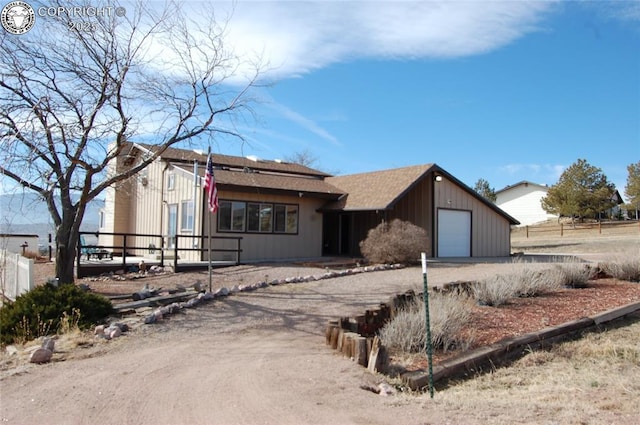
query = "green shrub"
xmin=379 ymin=293 xmax=473 ymax=353
xmin=359 ymin=219 xmax=429 ymax=265
xmin=0 ymin=284 xmax=114 ymax=345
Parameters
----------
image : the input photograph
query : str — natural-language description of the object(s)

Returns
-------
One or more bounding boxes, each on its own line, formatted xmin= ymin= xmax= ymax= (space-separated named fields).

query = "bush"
xmin=600 ymin=255 xmax=640 ymax=282
xmin=379 ymin=293 xmax=473 ymax=353
xmin=359 ymin=219 xmax=429 ymax=264
xmin=0 ymin=283 xmax=114 ymax=345
xmin=553 ymin=261 xmax=596 ymax=288
xmin=473 ymin=265 xmax=564 ymax=307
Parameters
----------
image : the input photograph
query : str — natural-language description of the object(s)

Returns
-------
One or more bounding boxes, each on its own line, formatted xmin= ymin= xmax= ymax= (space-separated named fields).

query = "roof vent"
xmin=246 ymin=155 xmax=260 ymax=162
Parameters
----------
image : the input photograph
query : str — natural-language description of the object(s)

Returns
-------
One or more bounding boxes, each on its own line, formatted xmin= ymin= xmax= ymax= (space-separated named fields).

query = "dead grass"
xmin=379 ymin=293 xmax=474 ymax=353
xmin=600 ymin=253 xmax=640 ymax=282
xmin=435 ymin=316 xmax=640 ymax=424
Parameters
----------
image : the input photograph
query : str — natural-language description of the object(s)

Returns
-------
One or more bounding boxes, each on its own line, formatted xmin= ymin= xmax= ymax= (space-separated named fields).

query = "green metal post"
xmin=421 ymin=252 xmax=435 ymax=399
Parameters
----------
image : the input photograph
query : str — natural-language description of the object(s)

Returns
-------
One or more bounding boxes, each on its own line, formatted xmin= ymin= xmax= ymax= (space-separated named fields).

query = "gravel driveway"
xmin=1 ymin=233 xmax=638 ymax=425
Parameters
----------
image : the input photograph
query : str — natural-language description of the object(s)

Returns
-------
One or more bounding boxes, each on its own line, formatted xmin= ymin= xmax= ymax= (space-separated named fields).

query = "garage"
xmin=437 ymin=209 xmax=471 ymax=257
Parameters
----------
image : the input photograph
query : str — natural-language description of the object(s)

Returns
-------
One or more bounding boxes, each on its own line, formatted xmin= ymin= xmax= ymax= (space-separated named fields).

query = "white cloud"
xmin=499 ymin=163 xmax=565 ymax=185
xmin=221 ymin=0 xmax=557 ymax=79
xmin=266 ymin=102 xmax=342 ymax=146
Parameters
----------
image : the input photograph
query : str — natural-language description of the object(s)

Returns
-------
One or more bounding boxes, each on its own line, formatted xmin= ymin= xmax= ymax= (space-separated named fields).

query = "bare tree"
xmin=285 ymin=149 xmax=319 ymax=168
xmin=0 ymin=0 xmax=264 ymax=283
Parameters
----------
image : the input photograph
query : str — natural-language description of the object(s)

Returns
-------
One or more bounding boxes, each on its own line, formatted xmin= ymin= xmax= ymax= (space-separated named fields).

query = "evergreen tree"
xmin=473 ymin=178 xmax=497 ymax=203
xmin=541 ymin=159 xmax=616 ymax=221
xmin=624 ymin=161 xmax=640 ymax=219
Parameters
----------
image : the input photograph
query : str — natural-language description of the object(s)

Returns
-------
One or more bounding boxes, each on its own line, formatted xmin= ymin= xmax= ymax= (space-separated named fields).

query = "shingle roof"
xmin=174 ymin=164 xmax=345 ymax=199
xmin=324 ymin=164 xmax=434 ymax=211
xmin=134 ymin=143 xmax=330 ymax=178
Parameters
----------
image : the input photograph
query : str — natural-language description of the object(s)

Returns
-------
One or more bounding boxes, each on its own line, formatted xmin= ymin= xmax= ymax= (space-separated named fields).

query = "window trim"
xmin=217 ymin=199 xmax=299 ymax=235
xmin=180 ymin=200 xmax=194 ymax=232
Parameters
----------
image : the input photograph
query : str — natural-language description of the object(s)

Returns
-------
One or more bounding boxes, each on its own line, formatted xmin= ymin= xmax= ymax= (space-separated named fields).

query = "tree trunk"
xmin=54 ymin=204 xmax=84 ymax=285
xmin=55 ymin=227 xmax=78 ymax=284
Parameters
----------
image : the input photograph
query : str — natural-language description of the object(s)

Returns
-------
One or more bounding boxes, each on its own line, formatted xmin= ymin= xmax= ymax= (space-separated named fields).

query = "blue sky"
xmin=1 ymin=1 xmax=638 ymax=201
xmin=200 ymin=0 xmax=639 ymax=198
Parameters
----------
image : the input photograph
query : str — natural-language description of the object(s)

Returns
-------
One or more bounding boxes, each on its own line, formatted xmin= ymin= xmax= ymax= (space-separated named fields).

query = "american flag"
xmin=204 ymin=154 xmax=219 ymax=213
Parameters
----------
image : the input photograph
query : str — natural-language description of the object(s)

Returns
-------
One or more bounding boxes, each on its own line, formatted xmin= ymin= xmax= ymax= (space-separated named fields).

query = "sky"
xmin=1 ymin=0 xmax=638 ymax=201
xmin=197 ymin=0 xmax=640 ymax=198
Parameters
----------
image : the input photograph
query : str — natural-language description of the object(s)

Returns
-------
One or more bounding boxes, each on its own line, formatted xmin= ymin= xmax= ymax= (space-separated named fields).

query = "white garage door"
xmin=437 ymin=210 xmax=471 ymax=257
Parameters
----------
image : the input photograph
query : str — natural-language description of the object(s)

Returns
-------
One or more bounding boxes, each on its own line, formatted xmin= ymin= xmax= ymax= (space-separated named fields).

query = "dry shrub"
xmin=359 ymin=219 xmax=429 ymax=265
xmin=473 ymin=265 xmax=564 ymax=306
xmin=599 ymin=254 xmax=640 ymax=282
xmin=379 ymin=293 xmax=473 ymax=353
xmin=553 ymin=261 xmax=597 ymax=288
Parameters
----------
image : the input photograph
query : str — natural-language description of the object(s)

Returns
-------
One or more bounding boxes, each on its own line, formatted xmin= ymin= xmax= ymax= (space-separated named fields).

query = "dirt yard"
xmin=1 ymin=231 xmax=639 ymax=424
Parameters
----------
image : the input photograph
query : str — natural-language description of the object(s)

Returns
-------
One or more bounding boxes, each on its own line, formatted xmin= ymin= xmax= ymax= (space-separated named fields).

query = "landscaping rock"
xmin=109 ymin=327 xmax=122 ymax=339
xmin=41 ymin=337 xmax=55 ymax=352
xmin=378 ymin=383 xmax=396 ymax=396
xmin=29 ymin=348 xmax=53 ymax=364
xmin=214 ymin=287 xmax=229 ymax=297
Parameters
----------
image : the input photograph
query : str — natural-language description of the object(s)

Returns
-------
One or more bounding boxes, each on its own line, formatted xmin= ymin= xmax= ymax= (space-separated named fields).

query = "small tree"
xmin=625 ymin=161 xmax=640 ymax=219
xmin=541 ymin=159 xmax=616 ymax=222
xmin=359 ymin=219 xmax=429 ymax=264
xmin=473 ymin=178 xmax=497 ymax=203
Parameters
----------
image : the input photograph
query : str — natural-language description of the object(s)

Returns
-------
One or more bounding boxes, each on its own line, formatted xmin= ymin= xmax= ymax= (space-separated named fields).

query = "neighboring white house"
xmin=495 ymin=181 xmax=557 ymax=226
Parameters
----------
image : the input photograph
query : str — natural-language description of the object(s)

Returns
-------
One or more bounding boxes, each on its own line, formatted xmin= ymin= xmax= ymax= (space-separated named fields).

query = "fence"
xmin=514 ymin=221 xmax=640 ymax=239
xmin=0 ymin=249 xmax=34 ymax=302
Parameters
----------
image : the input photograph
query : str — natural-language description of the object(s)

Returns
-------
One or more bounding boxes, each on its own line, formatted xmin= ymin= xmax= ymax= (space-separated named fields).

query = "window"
xmin=167 ymin=204 xmax=178 ymax=248
xmin=99 ymin=210 xmax=105 ymax=229
xmin=247 ymin=203 xmax=273 ymax=232
xmin=181 ymin=200 xmax=194 ymax=231
xmin=218 ymin=200 xmax=245 ymax=232
xmin=274 ymin=205 xmax=298 ymax=234
xmin=167 ymin=173 xmax=175 ymax=191
xmin=218 ymin=200 xmax=298 ymax=234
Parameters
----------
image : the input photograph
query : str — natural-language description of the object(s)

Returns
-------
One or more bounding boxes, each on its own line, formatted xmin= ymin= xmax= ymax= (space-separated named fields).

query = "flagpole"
xmin=207 ymin=147 xmax=212 ymax=293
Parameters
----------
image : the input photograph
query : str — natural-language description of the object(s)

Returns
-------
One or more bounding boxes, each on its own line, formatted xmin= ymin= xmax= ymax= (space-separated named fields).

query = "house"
xmin=495 ymin=181 xmax=557 ymax=226
xmin=99 ymin=143 xmax=519 ymax=264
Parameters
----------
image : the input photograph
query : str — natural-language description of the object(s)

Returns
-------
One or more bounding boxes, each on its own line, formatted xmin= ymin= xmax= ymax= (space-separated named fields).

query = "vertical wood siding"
xmin=433 ymin=176 xmax=511 ymax=257
xmin=204 ymin=192 xmax=325 ymax=262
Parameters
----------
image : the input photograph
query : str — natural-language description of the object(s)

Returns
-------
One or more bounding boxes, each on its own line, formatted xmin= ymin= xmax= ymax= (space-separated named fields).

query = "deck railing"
xmin=76 ymin=231 xmax=242 ymax=277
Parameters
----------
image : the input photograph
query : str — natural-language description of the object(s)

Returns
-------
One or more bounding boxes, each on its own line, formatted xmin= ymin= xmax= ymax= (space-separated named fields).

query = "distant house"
xmin=100 ymin=143 xmax=518 ymax=262
xmin=495 ymin=181 xmax=557 ymax=226
xmin=602 ymin=190 xmax=625 ymax=220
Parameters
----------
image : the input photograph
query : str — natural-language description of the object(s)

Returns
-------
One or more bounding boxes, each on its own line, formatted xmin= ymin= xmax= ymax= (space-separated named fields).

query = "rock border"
xmin=124 ymin=263 xmax=405 ymax=325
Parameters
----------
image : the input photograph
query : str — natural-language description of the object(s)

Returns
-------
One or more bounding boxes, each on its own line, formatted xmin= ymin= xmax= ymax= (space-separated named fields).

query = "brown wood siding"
xmin=387 ymin=175 xmax=433 ymax=255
